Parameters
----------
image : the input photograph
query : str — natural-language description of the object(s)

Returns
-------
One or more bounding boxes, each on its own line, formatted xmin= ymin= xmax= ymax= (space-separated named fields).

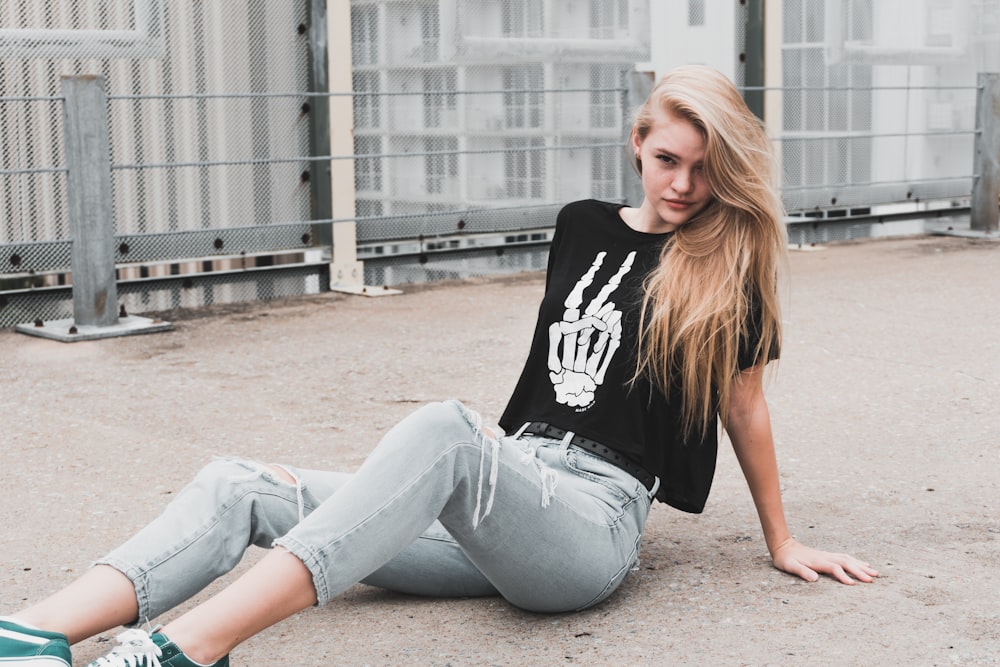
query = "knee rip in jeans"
xmin=215 ymin=457 xmax=307 ymax=523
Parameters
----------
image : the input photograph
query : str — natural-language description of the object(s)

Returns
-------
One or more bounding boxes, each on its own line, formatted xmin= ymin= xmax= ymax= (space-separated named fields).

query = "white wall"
xmin=645 ymin=0 xmax=738 ymax=79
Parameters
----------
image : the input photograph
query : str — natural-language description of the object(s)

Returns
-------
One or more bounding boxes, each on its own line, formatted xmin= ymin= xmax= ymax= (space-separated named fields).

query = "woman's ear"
xmin=631 ymin=127 xmax=643 ymax=173
xmin=631 ymin=127 xmax=642 ymax=157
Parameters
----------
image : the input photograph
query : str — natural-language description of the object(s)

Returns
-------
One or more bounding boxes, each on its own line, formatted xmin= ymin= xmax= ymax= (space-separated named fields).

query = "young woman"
xmin=0 ymin=65 xmax=878 ymax=667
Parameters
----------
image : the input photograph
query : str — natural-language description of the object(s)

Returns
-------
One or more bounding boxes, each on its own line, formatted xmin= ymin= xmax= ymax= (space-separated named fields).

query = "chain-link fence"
xmin=0 ymin=0 xmax=320 ymax=326
xmin=0 ymin=0 xmax=990 ymax=328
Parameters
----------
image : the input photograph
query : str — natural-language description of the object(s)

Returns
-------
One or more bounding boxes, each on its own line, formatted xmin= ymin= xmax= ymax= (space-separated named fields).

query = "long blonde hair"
xmin=633 ymin=65 xmax=786 ymax=439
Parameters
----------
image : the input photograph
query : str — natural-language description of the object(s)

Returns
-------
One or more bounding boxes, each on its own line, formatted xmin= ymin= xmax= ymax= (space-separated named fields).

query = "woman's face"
xmin=632 ymin=110 xmax=713 ymax=232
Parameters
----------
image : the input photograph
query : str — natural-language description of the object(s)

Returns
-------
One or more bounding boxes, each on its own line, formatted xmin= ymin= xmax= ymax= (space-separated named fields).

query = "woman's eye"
xmin=657 ymin=155 xmax=675 ymax=165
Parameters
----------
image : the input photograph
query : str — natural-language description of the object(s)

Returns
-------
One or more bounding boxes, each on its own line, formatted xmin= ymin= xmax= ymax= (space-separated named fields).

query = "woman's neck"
xmin=618 ymin=203 xmax=677 ymax=234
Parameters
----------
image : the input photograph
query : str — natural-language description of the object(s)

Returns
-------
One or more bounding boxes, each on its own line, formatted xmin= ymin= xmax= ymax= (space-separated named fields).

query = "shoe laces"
xmin=90 ymin=629 xmax=162 ymax=667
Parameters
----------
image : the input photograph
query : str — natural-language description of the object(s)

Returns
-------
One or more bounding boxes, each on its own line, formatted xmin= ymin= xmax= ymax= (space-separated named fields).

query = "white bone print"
xmin=547 ymin=251 xmax=636 ymax=408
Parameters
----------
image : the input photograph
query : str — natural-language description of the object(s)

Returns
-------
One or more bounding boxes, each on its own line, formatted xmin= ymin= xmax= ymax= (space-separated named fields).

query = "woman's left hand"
xmin=770 ymin=537 xmax=879 ymax=585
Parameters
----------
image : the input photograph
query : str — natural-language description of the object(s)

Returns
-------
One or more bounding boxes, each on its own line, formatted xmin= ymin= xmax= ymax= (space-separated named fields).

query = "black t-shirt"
xmin=499 ymin=199 xmax=770 ymax=513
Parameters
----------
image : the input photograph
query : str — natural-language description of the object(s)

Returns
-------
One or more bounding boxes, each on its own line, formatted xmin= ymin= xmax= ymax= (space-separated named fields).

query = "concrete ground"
xmin=1 ymin=234 xmax=997 ymax=666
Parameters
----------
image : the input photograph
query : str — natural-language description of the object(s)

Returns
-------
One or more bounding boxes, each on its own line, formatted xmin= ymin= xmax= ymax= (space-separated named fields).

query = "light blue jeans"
xmin=97 ymin=400 xmax=653 ymax=620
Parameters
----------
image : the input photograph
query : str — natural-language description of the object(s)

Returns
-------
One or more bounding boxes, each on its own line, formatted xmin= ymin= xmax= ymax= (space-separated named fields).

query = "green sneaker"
xmin=87 ymin=630 xmax=227 ymax=667
xmin=0 ymin=617 xmax=72 ymax=666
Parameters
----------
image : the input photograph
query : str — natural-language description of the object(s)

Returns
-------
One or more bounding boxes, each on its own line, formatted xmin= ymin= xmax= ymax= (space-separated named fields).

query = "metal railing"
xmin=0 ymin=77 xmax=995 ymax=326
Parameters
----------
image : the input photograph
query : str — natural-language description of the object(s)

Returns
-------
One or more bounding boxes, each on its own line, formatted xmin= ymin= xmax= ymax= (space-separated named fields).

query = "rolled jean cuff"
xmin=273 ymin=535 xmax=331 ymax=606
xmin=89 ymin=557 xmax=148 ymax=627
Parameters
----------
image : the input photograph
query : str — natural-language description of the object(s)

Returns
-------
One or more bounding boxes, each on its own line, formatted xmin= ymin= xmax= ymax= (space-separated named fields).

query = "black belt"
xmin=519 ymin=422 xmax=657 ymax=493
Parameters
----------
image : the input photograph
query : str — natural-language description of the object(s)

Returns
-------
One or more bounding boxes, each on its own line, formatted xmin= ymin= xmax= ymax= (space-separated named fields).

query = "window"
xmin=590 ymin=0 xmax=628 ymax=39
xmin=356 ymin=199 xmax=383 ymax=219
xmin=351 ymin=5 xmax=378 ymax=65
xmin=354 ymin=135 xmax=382 ymax=193
xmin=503 ymin=66 xmax=543 ymax=129
xmin=502 ymin=0 xmax=543 ymax=37
xmin=425 ymin=137 xmax=458 ymax=195
xmin=591 ymin=146 xmax=618 ymax=198
xmin=781 ymin=0 xmax=872 ymax=191
xmin=688 ymin=0 xmax=705 ymax=26
xmin=420 ymin=4 xmax=439 ymax=61
xmin=423 ymin=69 xmax=457 ymax=128
xmin=589 ymin=66 xmax=620 ymax=128
xmin=505 ymin=137 xmax=545 ymax=199
xmin=353 ymin=71 xmax=381 ymax=129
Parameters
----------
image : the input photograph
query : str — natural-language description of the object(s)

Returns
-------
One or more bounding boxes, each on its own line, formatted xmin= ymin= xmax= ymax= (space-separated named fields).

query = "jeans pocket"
xmin=562 ymin=446 xmax=638 ymax=507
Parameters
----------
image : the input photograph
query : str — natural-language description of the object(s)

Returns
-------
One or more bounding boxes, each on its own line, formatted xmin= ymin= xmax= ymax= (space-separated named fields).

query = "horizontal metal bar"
xmin=787 ymin=202 xmax=970 ymax=221
xmin=0 ymin=260 xmax=325 ymax=298
xmin=111 ymin=156 xmax=313 ymax=171
xmin=359 ymin=231 xmax=553 ymax=260
xmin=0 ymin=166 xmax=67 ymax=176
xmin=9 ymin=86 xmax=976 ymax=104
xmin=0 ymin=95 xmax=65 ymax=103
xmin=773 ymin=130 xmax=974 ymax=141
xmin=0 ymin=222 xmax=315 ymax=272
xmin=121 ymin=258 xmax=327 ymax=285
xmin=740 ymin=85 xmax=977 ymax=92
xmin=781 ymin=175 xmax=971 ymax=193
xmin=354 ymin=202 xmax=566 ymax=243
xmin=105 ymin=87 xmax=625 ymax=102
xmin=110 ymin=142 xmax=623 ymax=171
xmin=110 ymin=130 xmax=971 ymax=172
xmin=354 ymin=200 xmax=575 ymax=224
xmin=114 ymin=224 xmax=315 ymax=263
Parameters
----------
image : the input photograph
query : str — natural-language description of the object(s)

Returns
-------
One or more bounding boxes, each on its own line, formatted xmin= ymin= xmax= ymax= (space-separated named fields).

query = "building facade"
xmin=346 ymin=0 xmax=650 ymax=225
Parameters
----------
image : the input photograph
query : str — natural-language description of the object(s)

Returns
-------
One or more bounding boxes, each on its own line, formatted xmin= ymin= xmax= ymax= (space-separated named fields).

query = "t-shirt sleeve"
xmin=737 ymin=291 xmax=780 ymax=370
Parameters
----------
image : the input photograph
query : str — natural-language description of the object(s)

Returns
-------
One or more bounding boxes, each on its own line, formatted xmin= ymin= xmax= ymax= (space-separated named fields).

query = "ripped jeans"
xmin=96 ymin=400 xmax=653 ymax=619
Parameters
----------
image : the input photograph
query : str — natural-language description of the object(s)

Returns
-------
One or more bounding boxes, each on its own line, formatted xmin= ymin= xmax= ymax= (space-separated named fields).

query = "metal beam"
xmin=743 ymin=0 xmax=766 ymax=120
xmin=15 ymin=76 xmax=172 ymax=341
xmin=62 ymin=76 xmax=119 ymax=327
xmin=307 ymin=0 xmax=333 ymax=249
xmin=971 ymin=72 xmax=1000 ymax=234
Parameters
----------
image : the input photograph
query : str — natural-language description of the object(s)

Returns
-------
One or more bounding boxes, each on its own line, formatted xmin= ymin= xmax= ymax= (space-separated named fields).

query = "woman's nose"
xmin=672 ymin=169 xmax=693 ymax=195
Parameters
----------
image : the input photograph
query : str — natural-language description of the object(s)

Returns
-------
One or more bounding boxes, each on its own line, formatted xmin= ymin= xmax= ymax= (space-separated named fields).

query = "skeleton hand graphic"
xmin=547 ymin=251 xmax=636 ymax=408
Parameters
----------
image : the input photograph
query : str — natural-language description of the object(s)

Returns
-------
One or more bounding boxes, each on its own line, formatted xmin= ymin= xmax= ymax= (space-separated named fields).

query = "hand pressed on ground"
xmin=770 ymin=537 xmax=879 ymax=585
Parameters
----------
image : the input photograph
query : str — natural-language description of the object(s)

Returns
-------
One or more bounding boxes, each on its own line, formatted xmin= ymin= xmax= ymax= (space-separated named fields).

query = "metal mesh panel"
xmin=0 ymin=93 xmax=68 ymax=244
xmin=0 ymin=1 xmax=316 ymax=325
xmin=0 ymin=240 xmax=72 ymax=274
xmin=105 ymin=3 xmax=312 ymax=238
xmin=0 ymin=290 xmax=74 ymax=327
xmin=776 ymin=0 xmax=979 ymax=214
xmin=114 ymin=224 xmax=315 ymax=264
xmin=0 ymin=1 xmax=311 ymax=240
xmin=0 ymin=264 xmax=325 ymax=328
